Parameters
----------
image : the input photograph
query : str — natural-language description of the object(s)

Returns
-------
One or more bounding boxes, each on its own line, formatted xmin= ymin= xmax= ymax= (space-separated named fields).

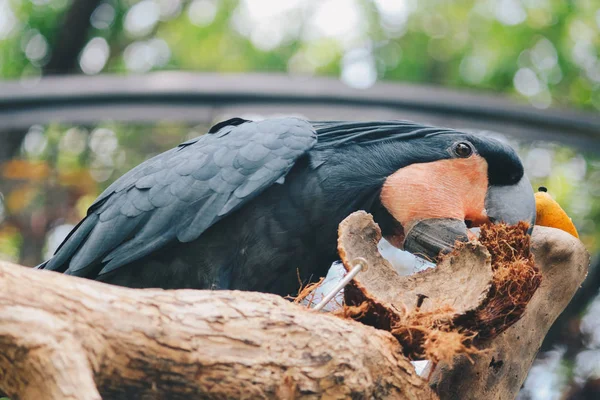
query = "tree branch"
xmin=0 ymin=223 xmax=588 ymax=399
xmin=0 ymin=261 xmax=435 ymax=400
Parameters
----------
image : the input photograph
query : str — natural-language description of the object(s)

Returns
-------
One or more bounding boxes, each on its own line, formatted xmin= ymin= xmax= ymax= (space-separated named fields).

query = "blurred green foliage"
xmin=1 ymin=0 xmax=600 ymax=110
xmin=0 ymin=1 xmax=599 ymax=398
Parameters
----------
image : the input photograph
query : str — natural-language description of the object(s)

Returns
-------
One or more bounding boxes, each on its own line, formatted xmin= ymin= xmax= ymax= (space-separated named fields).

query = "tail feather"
xmin=37 ymin=214 xmax=99 ymax=273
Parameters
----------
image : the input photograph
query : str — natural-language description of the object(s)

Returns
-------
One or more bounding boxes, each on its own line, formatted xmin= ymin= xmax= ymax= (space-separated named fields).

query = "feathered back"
xmin=312 ymin=120 xmax=457 ymax=148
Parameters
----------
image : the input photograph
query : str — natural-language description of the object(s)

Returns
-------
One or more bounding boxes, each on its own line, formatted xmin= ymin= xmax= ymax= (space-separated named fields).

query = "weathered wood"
xmin=0 ymin=219 xmax=588 ymax=400
xmin=0 ymin=261 xmax=436 ymax=400
xmin=430 ymin=226 xmax=589 ymax=399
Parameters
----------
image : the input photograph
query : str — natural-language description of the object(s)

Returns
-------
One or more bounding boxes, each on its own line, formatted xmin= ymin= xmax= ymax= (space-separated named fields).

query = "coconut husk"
xmin=337 ymin=211 xmax=541 ymax=364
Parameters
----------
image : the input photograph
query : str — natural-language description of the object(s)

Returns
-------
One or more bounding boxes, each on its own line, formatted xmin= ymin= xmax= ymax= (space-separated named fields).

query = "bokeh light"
xmin=79 ymin=37 xmax=110 ymax=75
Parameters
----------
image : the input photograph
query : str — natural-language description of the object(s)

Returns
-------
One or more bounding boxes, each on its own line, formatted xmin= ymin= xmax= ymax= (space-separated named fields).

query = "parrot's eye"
xmin=452 ymin=142 xmax=473 ymax=158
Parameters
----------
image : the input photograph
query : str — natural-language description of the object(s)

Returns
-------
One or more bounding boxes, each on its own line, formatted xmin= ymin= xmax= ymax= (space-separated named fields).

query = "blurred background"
xmin=0 ymin=0 xmax=599 ymax=398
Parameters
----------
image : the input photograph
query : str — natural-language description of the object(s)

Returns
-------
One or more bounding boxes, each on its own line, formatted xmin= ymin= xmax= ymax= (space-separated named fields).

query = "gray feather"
xmin=41 ymin=215 xmax=98 ymax=271
xmin=38 ymin=117 xmax=317 ymax=277
xmin=191 ymin=162 xmax=220 ymax=180
xmin=99 ymin=234 xmax=172 ymax=275
xmin=220 ymin=168 xmax=246 ymax=185
xmin=148 ymin=185 xmax=172 ymax=208
xmin=177 ymin=194 xmax=228 ymax=242
xmin=120 ymin=199 xmax=142 ymax=217
xmin=131 ymin=190 xmax=154 ymax=212
xmin=98 ymin=197 xmax=123 ymax=222
xmin=175 ymin=154 xmax=208 ymax=175
xmin=213 ymin=147 xmax=237 ymax=167
xmin=169 ymin=175 xmax=196 ymax=201
xmin=239 ymin=142 xmax=270 ymax=162
xmin=66 ymin=214 xmax=141 ymax=273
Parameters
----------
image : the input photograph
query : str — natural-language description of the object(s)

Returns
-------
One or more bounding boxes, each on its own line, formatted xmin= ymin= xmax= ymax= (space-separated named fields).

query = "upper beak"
xmin=485 ymin=174 xmax=536 ymax=232
xmin=403 ymin=175 xmax=536 ymax=260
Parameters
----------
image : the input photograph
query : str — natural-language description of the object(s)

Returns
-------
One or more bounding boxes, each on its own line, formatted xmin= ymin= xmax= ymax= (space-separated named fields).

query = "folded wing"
xmin=37 ymin=117 xmax=317 ymax=278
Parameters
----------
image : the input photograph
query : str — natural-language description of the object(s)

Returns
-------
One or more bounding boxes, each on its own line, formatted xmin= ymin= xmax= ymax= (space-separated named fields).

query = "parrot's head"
xmin=314 ymin=121 xmax=536 ymax=260
xmin=373 ymin=131 xmax=535 ymax=259
xmin=307 ymin=121 xmax=535 ymax=262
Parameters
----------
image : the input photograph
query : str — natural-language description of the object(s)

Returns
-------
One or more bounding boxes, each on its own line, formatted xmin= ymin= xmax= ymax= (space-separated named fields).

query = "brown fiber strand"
xmin=290 ymin=277 xmax=325 ymax=307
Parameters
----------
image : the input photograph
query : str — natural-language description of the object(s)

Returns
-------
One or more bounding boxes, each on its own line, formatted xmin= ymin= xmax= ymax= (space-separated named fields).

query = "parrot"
xmin=37 ymin=118 xmax=536 ymax=297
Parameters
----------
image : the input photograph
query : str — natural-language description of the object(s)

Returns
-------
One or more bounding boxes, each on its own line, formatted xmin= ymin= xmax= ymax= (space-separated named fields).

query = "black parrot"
xmin=37 ymin=118 xmax=535 ymax=296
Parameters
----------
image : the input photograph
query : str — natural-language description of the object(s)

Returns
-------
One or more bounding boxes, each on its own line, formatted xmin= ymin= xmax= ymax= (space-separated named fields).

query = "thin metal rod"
xmin=313 ymin=259 xmax=367 ymax=312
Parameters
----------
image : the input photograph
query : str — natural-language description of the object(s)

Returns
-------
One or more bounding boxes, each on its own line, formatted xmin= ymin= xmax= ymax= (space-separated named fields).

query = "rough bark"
xmin=429 ymin=226 xmax=590 ymax=399
xmin=0 ymin=261 xmax=436 ymax=400
xmin=540 ymin=255 xmax=600 ymax=352
xmin=0 ymin=220 xmax=588 ymax=399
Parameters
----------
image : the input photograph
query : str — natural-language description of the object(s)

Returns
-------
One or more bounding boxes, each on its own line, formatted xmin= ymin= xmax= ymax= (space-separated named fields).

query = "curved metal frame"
xmin=1 ymin=72 xmax=599 ymax=151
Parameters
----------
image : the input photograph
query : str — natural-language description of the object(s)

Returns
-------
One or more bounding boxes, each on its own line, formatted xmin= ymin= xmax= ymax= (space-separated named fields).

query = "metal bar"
xmin=1 ymin=73 xmax=599 ymax=151
xmin=313 ymin=258 xmax=369 ymax=312
xmin=0 ymin=73 xmax=597 ymax=134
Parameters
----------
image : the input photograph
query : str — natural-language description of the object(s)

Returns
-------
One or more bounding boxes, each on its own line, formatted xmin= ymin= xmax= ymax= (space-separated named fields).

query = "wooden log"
xmin=0 ymin=223 xmax=587 ymax=399
xmin=0 ymin=261 xmax=436 ymax=400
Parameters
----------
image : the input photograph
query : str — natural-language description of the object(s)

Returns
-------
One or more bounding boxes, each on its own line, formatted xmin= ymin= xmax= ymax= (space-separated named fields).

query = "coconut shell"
xmin=337 ymin=211 xmax=541 ymax=363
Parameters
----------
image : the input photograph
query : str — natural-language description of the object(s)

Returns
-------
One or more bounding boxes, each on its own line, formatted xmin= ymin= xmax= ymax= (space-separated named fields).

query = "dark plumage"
xmin=38 ymin=117 xmax=534 ymax=296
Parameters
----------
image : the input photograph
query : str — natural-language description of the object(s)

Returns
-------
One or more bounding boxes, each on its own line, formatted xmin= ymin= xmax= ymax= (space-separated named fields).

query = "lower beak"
xmin=403 ymin=218 xmax=470 ymax=260
xmin=403 ymin=175 xmax=536 ymax=260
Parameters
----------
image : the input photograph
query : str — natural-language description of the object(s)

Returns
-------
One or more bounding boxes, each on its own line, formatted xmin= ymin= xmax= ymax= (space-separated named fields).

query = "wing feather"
xmin=38 ymin=117 xmax=317 ymax=278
